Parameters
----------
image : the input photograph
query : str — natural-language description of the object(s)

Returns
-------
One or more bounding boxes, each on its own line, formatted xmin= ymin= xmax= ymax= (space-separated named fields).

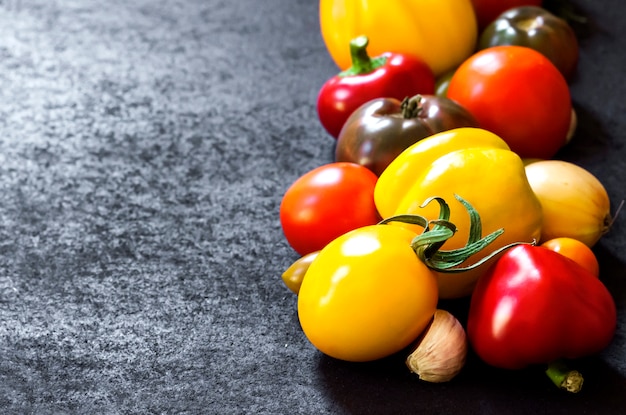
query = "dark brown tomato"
xmin=335 ymin=94 xmax=478 ymax=176
xmin=478 ymin=6 xmax=579 ymax=81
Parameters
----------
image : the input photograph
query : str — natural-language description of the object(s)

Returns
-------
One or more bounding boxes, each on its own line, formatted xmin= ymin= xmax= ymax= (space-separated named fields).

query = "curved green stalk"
xmin=380 ymin=194 xmax=531 ymax=273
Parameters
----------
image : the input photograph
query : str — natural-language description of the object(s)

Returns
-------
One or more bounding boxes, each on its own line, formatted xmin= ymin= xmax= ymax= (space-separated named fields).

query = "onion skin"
xmin=525 ymin=160 xmax=611 ymax=247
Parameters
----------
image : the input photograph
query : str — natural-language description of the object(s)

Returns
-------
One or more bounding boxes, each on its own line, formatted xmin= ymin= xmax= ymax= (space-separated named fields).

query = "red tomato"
xmin=280 ymin=162 xmax=380 ymax=256
xmin=447 ymin=45 xmax=571 ymax=159
xmin=471 ymin=0 xmax=543 ymax=30
xmin=541 ymin=237 xmax=600 ymax=277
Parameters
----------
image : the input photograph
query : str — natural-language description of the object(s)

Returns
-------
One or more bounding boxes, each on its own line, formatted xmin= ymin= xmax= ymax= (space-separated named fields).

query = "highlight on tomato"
xmin=447 ymin=45 xmax=572 ymax=160
xmin=279 ymin=162 xmax=380 ymax=256
xmin=297 ymin=224 xmax=439 ymax=362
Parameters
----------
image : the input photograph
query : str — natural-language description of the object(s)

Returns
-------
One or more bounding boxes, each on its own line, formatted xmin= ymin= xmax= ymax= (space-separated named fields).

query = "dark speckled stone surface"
xmin=0 ymin=0 xmax=624 ymax=413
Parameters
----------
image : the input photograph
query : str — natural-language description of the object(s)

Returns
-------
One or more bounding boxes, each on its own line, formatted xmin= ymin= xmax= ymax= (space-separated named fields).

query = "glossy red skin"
xmin=317 ymin=53 xmax=435 ymax=139
xmin=279 ymin=162 xmax=380 ymax=256
xmin=447 ymin=45 xmax=571 ymax=159
xmin=467 ymin=245 xmax=617 ymax=370
xmin=471 ymin=0 xmax=543 ymax=30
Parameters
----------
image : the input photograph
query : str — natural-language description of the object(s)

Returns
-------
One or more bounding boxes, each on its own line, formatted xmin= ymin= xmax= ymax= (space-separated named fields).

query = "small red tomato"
xmin=280 ymin=162 xmax=380 ymax=256
xmin=541 ymin=237 xmax=600 ymax=277
xmin=470 ymin=0 xmax=543 ymax=30
xmin=447 ymin=45 xmax=571 ymax=159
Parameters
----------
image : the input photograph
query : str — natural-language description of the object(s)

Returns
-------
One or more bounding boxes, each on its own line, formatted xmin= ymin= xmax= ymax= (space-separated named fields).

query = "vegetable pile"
xmin=279 ymin=0 xmax=620 ymax=393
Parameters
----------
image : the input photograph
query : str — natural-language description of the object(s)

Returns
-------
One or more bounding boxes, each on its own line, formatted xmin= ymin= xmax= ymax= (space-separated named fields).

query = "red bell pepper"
xmin=316 ymin=36 xmax=435 ymax=139
xmin=467 ymin=244 xmax=616 ymax=387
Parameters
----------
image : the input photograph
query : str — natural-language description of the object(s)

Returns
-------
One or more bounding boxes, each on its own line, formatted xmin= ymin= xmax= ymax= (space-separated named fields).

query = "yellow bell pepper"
xmin=319 ymin=0 xmax=478 ymax=76
xmin=375 ymin=128 xmax=543 ymax=299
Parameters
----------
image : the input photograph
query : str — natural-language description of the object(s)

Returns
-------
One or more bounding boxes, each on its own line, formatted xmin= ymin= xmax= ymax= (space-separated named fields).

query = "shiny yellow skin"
xmin=319 ymin=0 xmax=478 ymax=76
xmin=376 ymin=140 xmax=543 ymax=299
xmin=375 ymin=128 xmax=511 ymax=218
xmin=297 ymin=225 xmax=438 ymax=362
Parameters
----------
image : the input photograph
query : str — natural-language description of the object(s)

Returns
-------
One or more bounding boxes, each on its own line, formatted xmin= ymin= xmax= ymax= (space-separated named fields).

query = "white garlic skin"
xmin=405 ymin=309 xmax=468 ymax=383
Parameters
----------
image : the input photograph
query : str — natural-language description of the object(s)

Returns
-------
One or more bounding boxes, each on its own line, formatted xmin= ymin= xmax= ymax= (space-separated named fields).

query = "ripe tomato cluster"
xmin=278 ymin=0 xmax=618 ymax=386
xmin=283 ymin=0 xmax=585 ymax=261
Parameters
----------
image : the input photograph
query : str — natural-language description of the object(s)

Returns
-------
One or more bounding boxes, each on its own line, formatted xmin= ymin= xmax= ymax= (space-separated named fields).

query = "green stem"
xmin=339 ymin=36 xmax=387 ymax=77
xmin=380 ymin=194 xmax=527 ymax=273
xmin=400 ymin=95 xmax=424 ymax=119
xmin=545 ymin=360 xmax=584 ymax=393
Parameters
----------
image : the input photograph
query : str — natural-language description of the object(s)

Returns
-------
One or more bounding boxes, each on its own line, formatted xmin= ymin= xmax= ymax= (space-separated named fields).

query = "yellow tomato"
xmin=319 ymin=0 xmax=478 ymax=76
xmin=377 ymin=143 xmax=543 ymax=298
xmin=375 ymin=127 xmax=510 ymax=219
xmin=297 ymin=225 xmax=438 ymax=362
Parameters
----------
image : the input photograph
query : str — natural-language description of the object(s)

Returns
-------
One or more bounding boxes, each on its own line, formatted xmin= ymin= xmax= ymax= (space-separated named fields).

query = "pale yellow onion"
xmin=524 ymin=160 xmax=611 ymax=247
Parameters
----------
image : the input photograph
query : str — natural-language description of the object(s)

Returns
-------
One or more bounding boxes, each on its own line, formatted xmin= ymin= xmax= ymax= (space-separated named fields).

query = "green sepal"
xmin=338 ymin=36 xmax=388 ymax=77
xmin=456 ymin=194 xmax=482 ymax=245
xmin=380 ymin=194 xmax=519 ymax=273
xmin=378 ymin=214 xmax=429 ymax=228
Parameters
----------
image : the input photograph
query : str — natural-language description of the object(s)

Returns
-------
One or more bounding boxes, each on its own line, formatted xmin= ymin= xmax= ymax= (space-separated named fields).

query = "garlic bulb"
xmin=406 ymin=309 xmax=468 ymax=383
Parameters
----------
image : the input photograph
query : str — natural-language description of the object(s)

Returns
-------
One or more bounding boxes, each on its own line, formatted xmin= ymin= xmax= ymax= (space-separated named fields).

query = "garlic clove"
xmin=405 ymin=309 xmax=468 ymax=383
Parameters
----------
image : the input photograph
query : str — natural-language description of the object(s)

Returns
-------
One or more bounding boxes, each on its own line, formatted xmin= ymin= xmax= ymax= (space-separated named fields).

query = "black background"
xmin=0 ymin=0 xmax=624 ymax=413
